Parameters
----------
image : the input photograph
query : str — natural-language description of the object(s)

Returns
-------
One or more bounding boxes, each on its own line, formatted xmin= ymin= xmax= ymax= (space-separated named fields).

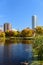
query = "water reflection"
xmin=0 ymin=45 xmax=4 ymax=64
xmin=3 ymin=43 xmax=11 ymax=65
xmin=0 ymin=40 xmax=33 ymax=65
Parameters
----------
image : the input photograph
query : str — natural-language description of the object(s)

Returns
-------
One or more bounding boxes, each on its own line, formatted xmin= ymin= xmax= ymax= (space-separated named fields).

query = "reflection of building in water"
xmin=0 ymin=45 xmax=4 ymax=65
xmin=3 ymin=43 xmax=11 ymax=64
xmin=3 ymin=41 xmax=33 ymax=65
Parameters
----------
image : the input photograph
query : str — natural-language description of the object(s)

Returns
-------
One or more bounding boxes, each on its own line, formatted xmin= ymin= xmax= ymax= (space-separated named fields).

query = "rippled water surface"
xmin=0 ymin=40 xmax=33 ymax=65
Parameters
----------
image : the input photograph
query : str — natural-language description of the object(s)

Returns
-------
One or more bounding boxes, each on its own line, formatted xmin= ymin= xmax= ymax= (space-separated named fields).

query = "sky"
xmin=0 ymin=0 xmax=43 ymax=31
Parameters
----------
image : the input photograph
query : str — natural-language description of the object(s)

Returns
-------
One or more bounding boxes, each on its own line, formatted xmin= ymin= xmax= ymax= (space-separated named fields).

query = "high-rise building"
xmin=32 ymin=15 xmax=37 ymax=29
xmin=4 ymin=23 xmax=12 ymax=32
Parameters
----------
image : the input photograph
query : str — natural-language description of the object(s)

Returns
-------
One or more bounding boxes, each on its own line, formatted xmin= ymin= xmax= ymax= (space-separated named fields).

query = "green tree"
xmin=38 ymin=45 xmax=43 ymax=60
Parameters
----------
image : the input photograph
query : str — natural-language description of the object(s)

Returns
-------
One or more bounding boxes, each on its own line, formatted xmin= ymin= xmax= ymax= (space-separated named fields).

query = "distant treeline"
xmin=0 ymin=26 xmax=43 ymax=38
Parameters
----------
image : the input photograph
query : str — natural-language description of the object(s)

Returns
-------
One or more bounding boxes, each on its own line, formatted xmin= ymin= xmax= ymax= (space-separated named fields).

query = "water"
xmin=0 ymin=40 xmax=33 ymax=65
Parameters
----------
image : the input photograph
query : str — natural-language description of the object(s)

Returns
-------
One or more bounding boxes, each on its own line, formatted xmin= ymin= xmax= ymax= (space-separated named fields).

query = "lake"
xmin=0 ymin=40 xmax=33 ymax=65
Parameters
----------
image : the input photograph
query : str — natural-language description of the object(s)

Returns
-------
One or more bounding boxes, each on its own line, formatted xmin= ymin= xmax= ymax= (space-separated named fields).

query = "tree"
xmin=5 ymin=30 xmax=20 ymax=37
xmin=0 ymin=32 xmax=5 ymax=37
xmin=21 ymin=28 xmax=34 ymax=37
xmin=35 ymin=26 xmax=42 ymax=34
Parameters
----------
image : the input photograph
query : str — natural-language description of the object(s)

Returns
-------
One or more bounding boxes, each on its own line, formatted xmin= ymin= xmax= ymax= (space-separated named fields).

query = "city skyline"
xmin=0 ymin=15 xmax=42 ymax=31
xmin=0 ymin=0 xmax=43 ymax=30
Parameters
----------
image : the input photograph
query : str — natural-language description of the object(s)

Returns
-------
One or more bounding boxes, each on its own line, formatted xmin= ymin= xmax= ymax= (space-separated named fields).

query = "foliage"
xmin=0 ymin=32 xmax=5 ymax=37
xmin=33 ymin=36 xmax=43 ymax=60
xmin=35 ymin=26 xmax=43 ymax=35
xmin=5 ymin=30 xmax=20 ymax=37
xmin=30 ymin=61 xmax=43 ymax=65
xmin=38 ymin=45 xmax=43 ymax=60
xmin=1 ymin=26 xmax=43 ymax=38
xmin=21 ymin=28 xmax=34 ymax=37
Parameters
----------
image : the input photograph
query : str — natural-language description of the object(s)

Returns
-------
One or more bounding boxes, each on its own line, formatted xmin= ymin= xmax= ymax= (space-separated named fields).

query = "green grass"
xmin=30 ymin=61 xmax=43 ymax=65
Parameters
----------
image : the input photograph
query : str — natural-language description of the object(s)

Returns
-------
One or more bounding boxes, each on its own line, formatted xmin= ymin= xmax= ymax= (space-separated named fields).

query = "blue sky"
xmin=0 ymin=0 xmax=43 ymax=30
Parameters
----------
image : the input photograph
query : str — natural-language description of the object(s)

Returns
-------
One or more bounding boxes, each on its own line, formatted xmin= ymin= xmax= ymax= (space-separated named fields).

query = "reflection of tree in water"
xmin=3 ymin=40 xmax=33 ymax=65
xmin=5 ymin=39 xmax=34 ymax=44
xmin=22 ymin=40 xmax=33 ymax=44
xmin=5 ymin=39 xmax=22 ymax=44
xmin=3 ymin=40 xmax=22 ymax=65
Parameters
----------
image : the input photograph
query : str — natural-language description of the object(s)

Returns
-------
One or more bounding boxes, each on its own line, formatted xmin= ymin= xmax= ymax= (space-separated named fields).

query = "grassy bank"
xmin=30 ymin=61 xmax=43 ymax=65
xmin=32 ymin=35 xmax=43 ymax=61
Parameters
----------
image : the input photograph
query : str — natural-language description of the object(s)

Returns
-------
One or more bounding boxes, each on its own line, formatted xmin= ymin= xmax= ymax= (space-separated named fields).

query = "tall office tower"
xmin=32 ymin=15 xmax=37 ymax=29
xmin=4 ymin=23 xmax=12 ymax=32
